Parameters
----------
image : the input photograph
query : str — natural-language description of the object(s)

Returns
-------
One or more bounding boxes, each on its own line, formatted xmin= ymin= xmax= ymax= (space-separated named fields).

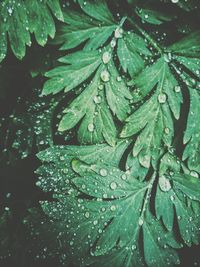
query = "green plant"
xmin=0 ymin=0 xmax=200 ymax=266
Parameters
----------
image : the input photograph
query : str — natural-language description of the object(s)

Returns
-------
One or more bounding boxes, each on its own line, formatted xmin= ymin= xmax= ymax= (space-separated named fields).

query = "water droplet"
xmin=99 ymin=168 xmax=108 ymax=176
xmin=88 ymin=123 xmax=95 ymax=132
xmin=8 ymin=7 xmax=13 ymax=15
xmin=60 ymin=156 xmax=65 ymax=161
xmin=110 ymin=205 xmax=116 ymax=211
xmin=93 ymin=220 xmax=98 ymax=225
xmin=110 ymin=39 xmax=116 ymax=48
xmin=93 ymin=95 xmax=101 ymax=104
xmin=85 ymin=212 xmax=90 ymax=218
xmin=117 ymin=76 xmax=122 ymax=82
xmin=100 ymin=70 xmax=110 ymax=82
xmin=174 ymin=85 xmax=181 ymax=93
xmin=63 ymin=168 xmax=68 ymax=174
xmin=114 ymin=27 xmax=123 ymax=38
xmin=159 ymin=175 xmax=171 ymax=192
xmin=164 ymin=127 xmax=170 ymax=134
xmin=82 ymin=184 xmax=86 ymax=189
xmin=131 ymin=244 xmax=137 ymax=250
xmin=171 ymin=0 xmax=179 ymax=3
xmin=138 ymin=218 xmax=144 ymax=226
xmin=121 ymin=174 xmax=127 ymax=180
xmin=158 ymin=93 xmax=167 ymax=103
xmin=98 ymin=84 xmax=104 ymax=90
xmin=110 ymin=182 xmax=117 ymax=190
xmin=170 ymin=195 xmax=175 ymax=201
xmin=190 ymin=171 xmax=199 ymax=178
xmin=102 ymin=51 xmax=111 ymax=64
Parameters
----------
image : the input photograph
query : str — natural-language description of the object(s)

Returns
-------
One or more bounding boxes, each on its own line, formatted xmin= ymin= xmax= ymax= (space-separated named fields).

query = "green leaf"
xmin=43 ymin=49 xmax=131 ymax=145
xmin=43 ymin=50 xmax=101 ymax=95
xmin=169 ymin=31 xmax=200 ymax=57
xmin=55 ymin=5 xmax=116 ymax=51
xmin=117 ymin=32 xmax=151 ymax=76
xmin=183 ymin=88 xmax=200 ymax=173
xmin=135 ymin=6 xmax=176 ymax=25
xmin=77 ymin=0 xmax=115 ymax=24
xmin=155 ymin=152 xmax=200 ymax=245
xmin=36 ymin=140 xmax=130 ymax=195
xmin=59 ymin=67 xmax=117 ymax=146
xmin=121 ymin=56 xmax=185 ymax=167
xmin=0 ymin=0 xmax=63 ymax=61
xmin=36 ymin=153 xmax=180 ymax=267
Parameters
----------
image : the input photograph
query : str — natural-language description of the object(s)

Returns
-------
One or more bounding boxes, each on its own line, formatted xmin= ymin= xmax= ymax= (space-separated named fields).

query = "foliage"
xmin=0 ymin=0 xmax=200 ymax=267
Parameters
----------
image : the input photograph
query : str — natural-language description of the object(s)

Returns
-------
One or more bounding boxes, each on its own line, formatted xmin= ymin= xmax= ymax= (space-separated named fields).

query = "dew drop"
xmin=8 ymin=7 xmax=13 ymax=15
xmin=110 ymin=205 xmax=116 ymax=211
xmin=174 ymin=85 xmax=181 ymax=93
xmin=164 ymin=127 xmax=170 ymax=134
xmin=93 ymin=220 xmax=98 ymax=225
xmin=110 ymin=182 xmax=117 ymax=190
xmin=131 ymin=244 xmax=137 ymax=250
xmin=158 ymin=93 xmax=167 ymax=103
xmin=117 ymin=76 xmax=122 ymax=82
xmin=93 ymin=95 xmax=101 ymax=104
xmin=138 ymin=218 xmax=144 ymax=226
xmin=114 ymin=27 xmax=123 ymax=38
xmin=121 ymin=174 xmax=127 ymax=180
xmin=110 ymin=39 xmax=116 ymax=48
xmin=100 ymin=70 xmax=110 ymax=82
xmin=85 ymin=212 xmax=90 ymax=218
xmin=100 ymin=168 xmax=108 ymax=177
xmin=102 ymin=51 xmax=111 ymax=64
xmin=190 ymin=171 xmax=199 ymax=178
xmin=170 ymin=195 xmax=175 ymax=201
xmin=159 ymin=175 xmax=171 ymax=192
xmin=98 ymin=84 xmax=104 ymax=90
xmin=88 ymin=123 xmax=95 ymax=132
xmin=82 ymin=184 xmax=86 ymax=189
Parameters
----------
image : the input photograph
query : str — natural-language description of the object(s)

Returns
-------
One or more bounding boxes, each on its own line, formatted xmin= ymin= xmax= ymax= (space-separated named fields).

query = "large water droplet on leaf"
xmin=159 ymin=175 xmax=172 ymax=192
xmin=100 ymin=168 xmax=108 ymax=176
xmin=93 ymin=95 xmax=101 ymax=104
xmin=100 ymin=70 xmax=110 ymax=82
xmin=158 ymin=93 xmax=167 ymax=103
xmin=102 ymin=51 xmax=111 ymax=64
xmin=115 ymin=27 xmax=123 ymax=38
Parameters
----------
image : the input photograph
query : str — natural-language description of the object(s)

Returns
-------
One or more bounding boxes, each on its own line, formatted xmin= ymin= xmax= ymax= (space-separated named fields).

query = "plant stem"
xmin=127 ymin=17 xmax=163 ymax=54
